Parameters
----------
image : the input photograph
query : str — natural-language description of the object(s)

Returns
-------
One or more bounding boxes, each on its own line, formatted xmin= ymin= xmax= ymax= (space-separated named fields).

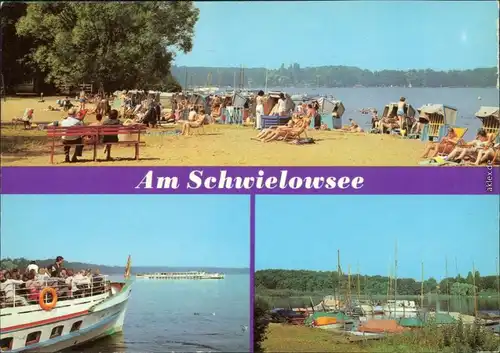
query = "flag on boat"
xmin=125 ymin=255 xmax=131 ymax=279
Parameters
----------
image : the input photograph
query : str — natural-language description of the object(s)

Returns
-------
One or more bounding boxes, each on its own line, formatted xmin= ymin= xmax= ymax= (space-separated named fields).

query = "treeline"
xmin=0 ymin=257 xmax=249 ymax=275
xmin=255 ymin=269 xmax=500 ymax=296
xmin=1 ymin=2 xmax=199 ymax=94
xmin=172 ymin=64 xmax=496 ymax=88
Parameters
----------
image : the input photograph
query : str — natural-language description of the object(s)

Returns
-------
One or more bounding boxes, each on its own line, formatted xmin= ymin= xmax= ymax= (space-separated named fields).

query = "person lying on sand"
xmin=446 ymin=129 xmax=489 ymax=163
xmin=261 ymin=115 xmax=312 ymax=143
xmin=421 ymin=128 xmax=462 ymax=159
xmin=343 ymin=119 xmax=364 ymax=133
xmin=44 ymin=105 xmax=61 ymax=112
xmin=181 ymin=109 xmax=206 ymax=136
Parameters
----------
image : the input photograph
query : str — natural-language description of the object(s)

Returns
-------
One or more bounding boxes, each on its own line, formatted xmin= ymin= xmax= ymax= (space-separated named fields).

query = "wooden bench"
xmin=46 ymin=124 xmax=147 ymax=164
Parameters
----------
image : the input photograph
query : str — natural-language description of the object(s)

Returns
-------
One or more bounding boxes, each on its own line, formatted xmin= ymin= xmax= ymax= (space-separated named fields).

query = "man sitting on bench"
xmin=102 ymin=109 xmax=122 ymax=161
xmin=60 ymin=108 xmax=84 ymax=163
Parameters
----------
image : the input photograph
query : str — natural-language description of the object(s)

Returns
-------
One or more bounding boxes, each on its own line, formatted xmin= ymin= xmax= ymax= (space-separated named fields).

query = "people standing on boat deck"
xmin=26 ymin=261 xmax=39 ymax=275
xmin=255 ymin=90 xmax=265 ymax=130
xmin=397 ymin=97 xmax=406 ymax=128
xmin=0 ymin=271 xmax=28 ymax=305
xmin=277 ymin=93 xmax=287 ymax=116
xmin=47 ymin=256 xmax=64 ymax=278
xmin=37 ymin=268 xmax=50 ymax=281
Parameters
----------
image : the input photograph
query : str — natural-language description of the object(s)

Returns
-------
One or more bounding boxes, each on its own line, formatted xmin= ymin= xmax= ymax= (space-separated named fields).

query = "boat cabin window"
xmin=50 ymin=325 xmax=64 ymax=338
xmin=70 ymin=321 xmax=82 ymax=332
xmin=25 ymin=331 xmax=41 ymax=346
xmin=0 ymin=337 xmax=13 ymax=351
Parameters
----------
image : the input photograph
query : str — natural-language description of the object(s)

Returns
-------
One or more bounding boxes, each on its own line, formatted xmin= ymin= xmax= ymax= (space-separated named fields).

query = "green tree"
xmin=16 ymin=2 xmax=199 ymax=91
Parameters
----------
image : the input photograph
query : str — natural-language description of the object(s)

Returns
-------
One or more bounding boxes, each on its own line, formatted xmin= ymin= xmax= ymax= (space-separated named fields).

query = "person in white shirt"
xmin=277 ymin=93 xmax=287 ymax=116
xmin=27 ymin=261 xmax=39 ymax=275
xmin=0 ymin=272 xmax=28 ymax=305
xmin=60 ymin=108 xmax=84 ymax=163
xmin=188 ymin=106 xmax=197 ymax=121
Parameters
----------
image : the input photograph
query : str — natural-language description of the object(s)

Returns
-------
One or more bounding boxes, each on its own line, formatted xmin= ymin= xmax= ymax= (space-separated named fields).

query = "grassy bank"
xmin=262 ymin=322 xmax=499 ymax=353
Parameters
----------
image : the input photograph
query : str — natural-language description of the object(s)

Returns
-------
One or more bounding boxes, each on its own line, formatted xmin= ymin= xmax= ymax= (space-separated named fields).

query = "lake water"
xmin=73 ymin=274 xmax=250 ymax=353
xmin=269 ymin=87 xmax=499 ymax=140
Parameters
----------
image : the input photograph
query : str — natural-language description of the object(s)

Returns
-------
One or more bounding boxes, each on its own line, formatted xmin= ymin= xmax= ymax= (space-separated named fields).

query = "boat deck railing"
xmin=0 ymin=275 xmax=111 ymax=309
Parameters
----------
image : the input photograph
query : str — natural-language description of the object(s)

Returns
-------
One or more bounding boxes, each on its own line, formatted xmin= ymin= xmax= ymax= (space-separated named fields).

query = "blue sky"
xmin=1 ymin=195 xmax=249 ymax=268
xmin=174 ymin=1 xmax=497 ymax=70
xmin=255 ymin=196 xmax=499 ymax=279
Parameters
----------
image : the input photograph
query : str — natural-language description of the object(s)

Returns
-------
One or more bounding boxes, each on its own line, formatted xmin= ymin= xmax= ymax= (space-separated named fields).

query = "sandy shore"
xmin=1 ymin=96 xmax=425 ymax=166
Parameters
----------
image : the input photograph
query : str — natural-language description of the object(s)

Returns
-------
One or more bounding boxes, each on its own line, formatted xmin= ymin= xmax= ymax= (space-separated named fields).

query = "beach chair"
xmin=435 ymin=127 xmax=468 ymax=157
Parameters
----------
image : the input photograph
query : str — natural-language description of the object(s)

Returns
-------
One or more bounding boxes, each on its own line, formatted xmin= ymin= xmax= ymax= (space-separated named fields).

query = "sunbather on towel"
xmin=421 ymin=128 xmax=461 ymax=159
xmin=181 ymin=109 xmax=206 ymax=135
xmin=447 ymin=129 xmax=489 ymax=162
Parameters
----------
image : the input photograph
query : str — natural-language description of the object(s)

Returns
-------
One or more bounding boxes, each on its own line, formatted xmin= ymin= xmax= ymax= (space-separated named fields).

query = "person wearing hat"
xmin=60 ymin=108 xmax=84 ymax=162
xmin=47 ymin=256 xmax=65 ymax=278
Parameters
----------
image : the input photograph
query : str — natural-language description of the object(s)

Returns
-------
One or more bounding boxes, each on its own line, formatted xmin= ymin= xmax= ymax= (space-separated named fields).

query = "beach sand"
xmin=2 ymin=96 xmax=425 ymax=166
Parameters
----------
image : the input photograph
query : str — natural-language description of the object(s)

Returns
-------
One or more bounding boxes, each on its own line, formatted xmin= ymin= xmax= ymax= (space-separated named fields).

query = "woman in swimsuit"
xmin=421 ymin=128 xmax=460 ymax=158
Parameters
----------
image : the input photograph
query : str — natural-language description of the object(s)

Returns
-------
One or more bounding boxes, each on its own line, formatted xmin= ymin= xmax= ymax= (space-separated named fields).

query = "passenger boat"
xmin=0 ymin=256 xmax=133 ymax=352
xmin=135 ymin=271 xmax=224 ymax=280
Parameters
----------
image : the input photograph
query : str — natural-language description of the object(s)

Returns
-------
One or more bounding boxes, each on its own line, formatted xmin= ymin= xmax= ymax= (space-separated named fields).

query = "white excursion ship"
xmin=0 ymin=257 xmax=133 ymax=352
xmin=136 ymin=271 xmax=224 ymax=280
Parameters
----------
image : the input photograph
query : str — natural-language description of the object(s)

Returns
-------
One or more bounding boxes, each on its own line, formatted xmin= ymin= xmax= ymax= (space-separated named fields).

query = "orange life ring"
xmin=39 ymin=287 xmax=58 ymax=311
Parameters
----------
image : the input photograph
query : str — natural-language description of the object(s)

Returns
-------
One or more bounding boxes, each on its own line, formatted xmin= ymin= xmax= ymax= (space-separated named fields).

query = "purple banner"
xmin=1 ymin=167 xmax=498 ymax=194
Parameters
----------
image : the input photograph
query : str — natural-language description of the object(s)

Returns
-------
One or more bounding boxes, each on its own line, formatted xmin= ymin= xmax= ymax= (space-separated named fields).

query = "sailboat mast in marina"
xmin=420 ymin=262 xmax=424 ymax=308
xmin=455 ymin=257 xmax=462 ymax=314
xmin=394 ymin=240 xmax=398 ymax=317
xmin=445 ymin=257 xmax=449 ymax=314
xmin=472 ymin=261 xmax=477 ymax=317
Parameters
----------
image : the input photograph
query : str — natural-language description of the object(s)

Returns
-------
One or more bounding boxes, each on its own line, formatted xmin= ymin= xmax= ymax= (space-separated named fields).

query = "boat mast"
xmin=387 ymin=265 xmax=392 ymax=304
xmin=337 ymin=249 xmax=342 ymax=310
xmin=445 ymin=257 xmax=449 ymax=314
xmin=421 ymin=262 xmax=424 ymax=308
xmin=394 ymin=240 xmax=398 ymax=317
xmin=455 ymin=257 xmax=462 ymax=314
xmin=348 ymin=265 xmax=352 ymax=310
xmin=357 ymin=263 xmax=361 ymax=303
xmin=472 ymin=261 xmax=477 ymax=317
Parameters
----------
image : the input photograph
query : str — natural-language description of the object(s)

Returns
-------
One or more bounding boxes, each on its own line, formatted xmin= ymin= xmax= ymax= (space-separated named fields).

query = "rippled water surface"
xmin=71 ymin=274 xmax=250 ymax=353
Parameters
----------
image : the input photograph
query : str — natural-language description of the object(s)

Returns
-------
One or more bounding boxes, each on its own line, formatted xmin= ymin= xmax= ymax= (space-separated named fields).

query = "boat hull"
xmin=1 ymin=281 xmax=132 ymax=353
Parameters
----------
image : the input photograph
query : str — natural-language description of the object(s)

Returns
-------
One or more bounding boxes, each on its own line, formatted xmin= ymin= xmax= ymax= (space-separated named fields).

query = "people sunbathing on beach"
xmin=181 ymin=108 xmax=206 ymax=135
xmin=446 ymin=129 xmax=489 ymax=163
xmin=420 ymin=127 xmax=462 ymax=159
xmin=254 ymin=112 xmax=312 ymax=142
xmin=343 ymin=119 xmax=364 ymax=133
